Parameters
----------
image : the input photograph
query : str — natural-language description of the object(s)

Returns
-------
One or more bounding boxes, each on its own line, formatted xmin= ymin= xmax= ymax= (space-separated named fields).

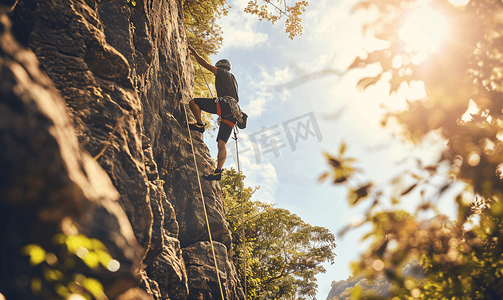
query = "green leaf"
xmin=349 ymin=183 xmax=373 ymax=206
xmin=400 ymin=183 xmax=418 ymax=196
xmin=22 ymin=244 xmax=46 ymax=267
xmin=339 ymin=142 xmax=347 ymax=155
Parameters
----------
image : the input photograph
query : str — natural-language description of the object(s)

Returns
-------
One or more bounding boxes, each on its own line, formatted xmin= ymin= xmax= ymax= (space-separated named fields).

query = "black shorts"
xmin=194 ymin=98 xmax=235 ymax=143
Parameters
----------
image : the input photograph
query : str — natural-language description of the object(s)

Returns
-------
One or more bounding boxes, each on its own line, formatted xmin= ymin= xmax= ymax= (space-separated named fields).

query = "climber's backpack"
xmin=237 ymin=112 xmax=248 ymax=129
xmin=228 ymin=75 xmax=247 ymax=130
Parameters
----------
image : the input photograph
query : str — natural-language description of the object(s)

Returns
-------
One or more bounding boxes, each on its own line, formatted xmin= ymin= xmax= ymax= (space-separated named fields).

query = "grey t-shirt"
xmin=215 ymin=68 xmax=239 ymax=102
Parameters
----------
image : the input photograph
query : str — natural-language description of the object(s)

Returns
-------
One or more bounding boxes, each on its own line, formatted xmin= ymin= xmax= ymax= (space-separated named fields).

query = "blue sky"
xmin=201 ymin=0 xmax=458 ymax=298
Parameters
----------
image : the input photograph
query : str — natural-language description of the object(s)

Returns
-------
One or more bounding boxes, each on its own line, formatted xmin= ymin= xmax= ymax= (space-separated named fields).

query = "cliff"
xmin=0 ymin=0 xmax=244 ymax=299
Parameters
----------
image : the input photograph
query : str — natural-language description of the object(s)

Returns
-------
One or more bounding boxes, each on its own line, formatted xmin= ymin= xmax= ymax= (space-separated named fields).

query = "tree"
xmin=220 ymin=168 xmax=337 ymax=299
xmin=321 ymin=0 xmax=503 ymax=298
xmin=182 ymin=0 xmax=225 ymax=133
xmin=183 ymin=0 xmax=226 ymax=98
xmin=244 ymin=0 xmax=309 ymax=39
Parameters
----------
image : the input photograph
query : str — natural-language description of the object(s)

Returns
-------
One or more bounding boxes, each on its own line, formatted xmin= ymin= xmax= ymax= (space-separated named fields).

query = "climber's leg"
xmin=202 ymin=123 xmax=232 ymax=181
xmin=216 ymin=139 xmax=227 ymax=170
xmin=189 ymin=98 xmax=203 ymax=124
xmin=189 ymin=98 xmax=218 ymax=133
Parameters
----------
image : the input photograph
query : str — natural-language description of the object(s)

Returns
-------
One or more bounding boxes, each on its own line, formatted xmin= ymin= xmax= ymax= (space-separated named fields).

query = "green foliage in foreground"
xmin=320 ymin=0 xmax=503 ymax=299
xmin=20 ymin=222 xmax=117 ymax=299
xmin=220 ymin=168 xmax=337 ymax=299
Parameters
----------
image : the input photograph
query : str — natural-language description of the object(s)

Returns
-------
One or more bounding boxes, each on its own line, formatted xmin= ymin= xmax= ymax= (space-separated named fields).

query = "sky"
xmin=201 ymin=0 xmax=458 ymax=298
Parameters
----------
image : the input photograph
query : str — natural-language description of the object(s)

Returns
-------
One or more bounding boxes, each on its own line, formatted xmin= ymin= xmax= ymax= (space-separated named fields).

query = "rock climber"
xmin=188 ymin=45 xmax=244 ymax=181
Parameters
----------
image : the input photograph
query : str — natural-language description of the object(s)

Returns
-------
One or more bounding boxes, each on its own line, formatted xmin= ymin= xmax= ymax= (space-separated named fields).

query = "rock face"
xmin=3 ymin=0 xmax=244 ymax=299
xmin=0 ymin=6 xmax=145 ymax=299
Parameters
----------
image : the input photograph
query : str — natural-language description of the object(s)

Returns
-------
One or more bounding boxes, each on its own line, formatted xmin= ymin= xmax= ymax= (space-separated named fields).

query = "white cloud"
xmin=225 ymin=132 xmax=279 ymax=203
xmin=218 ymin=0 xmax=268 ymax=50
xmin=260 ymin=67 xmax=293 ymax=86
xmin=247 ymin=94 xmax=266 ymax=117
xmin=245 ymin=67 xmax=293 ymax=117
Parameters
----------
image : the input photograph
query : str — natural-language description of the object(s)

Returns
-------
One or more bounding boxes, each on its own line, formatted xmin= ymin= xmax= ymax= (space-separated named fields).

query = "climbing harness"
xmin=216 ymin=96 xmax=244 ymax=124
xmin=216 ymin=101 xmax=236 ymax=128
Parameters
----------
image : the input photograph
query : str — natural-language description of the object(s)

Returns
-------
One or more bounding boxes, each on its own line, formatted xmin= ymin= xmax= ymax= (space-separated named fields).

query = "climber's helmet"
xmin=215 ymin=59 xmax=231 ymax=71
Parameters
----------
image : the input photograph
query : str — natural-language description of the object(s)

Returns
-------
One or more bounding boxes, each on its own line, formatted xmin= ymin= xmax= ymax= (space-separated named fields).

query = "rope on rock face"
xmin=183 ymin=24 xmax=224 ymax=298
xmin=198 ymin=63 xmax=215 ymax=98
xmin=233 ymin=128 xmax=247 ymax=298
xmin=197 ymin=62 xmax=248 ymax=299
xmin=182 ymin=101 xmax=225 ymax=300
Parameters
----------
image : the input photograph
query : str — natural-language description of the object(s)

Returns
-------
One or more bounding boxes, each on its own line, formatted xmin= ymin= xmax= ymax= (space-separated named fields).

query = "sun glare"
xmin=399 ymin=6 xmax=450 ymax=54
xmin=448 ymin=0 xmax=470 ymax=6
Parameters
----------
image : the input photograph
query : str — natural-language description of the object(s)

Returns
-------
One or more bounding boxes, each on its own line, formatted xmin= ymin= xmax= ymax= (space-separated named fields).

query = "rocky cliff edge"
xmin=0 ymin=0 xmax=244 ymax=299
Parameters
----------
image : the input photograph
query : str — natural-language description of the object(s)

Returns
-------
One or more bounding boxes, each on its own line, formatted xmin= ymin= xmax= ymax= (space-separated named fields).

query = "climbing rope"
xmin=182 ymin=101 xmax=225 ymax=300
xmin=182 ymin=25 xmax=225 ymax=299
xmin=233 ymin=128 xmax=247 ymax=298
xmin=196 ymin=60 xmax=248 ymax=299
xmin=197 ymin=63 xmax=214 ymax=98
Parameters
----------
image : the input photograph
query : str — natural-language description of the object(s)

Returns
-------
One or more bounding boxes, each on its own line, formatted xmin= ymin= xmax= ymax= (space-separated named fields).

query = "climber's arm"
xmin=188 ymin=45 xmax=217 ymax=75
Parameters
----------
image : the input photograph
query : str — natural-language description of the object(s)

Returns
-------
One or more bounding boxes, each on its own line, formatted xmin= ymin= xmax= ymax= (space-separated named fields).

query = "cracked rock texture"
xmin=0 ymin=6 xmax=145 ymax=299
xmin=1 ymin=0 xmax=244 ymax=299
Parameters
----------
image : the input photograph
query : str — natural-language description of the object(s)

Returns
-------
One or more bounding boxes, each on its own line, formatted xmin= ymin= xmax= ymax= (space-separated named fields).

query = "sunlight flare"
xmin=399 ymin=5 xmax=450 ymax=54
xmin=448 ymin=0 xmax=470 ymax=6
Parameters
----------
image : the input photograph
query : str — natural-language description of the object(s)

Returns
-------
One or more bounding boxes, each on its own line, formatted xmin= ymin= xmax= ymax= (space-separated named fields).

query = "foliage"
xmin=244 ymin=0 xmax=309 ymax=39
xmin=220 ymin=168 xmax=337 ymax=299
xmin=321 ymin=0 xmax=503 ymax=299
xmin=183 ymin=0 xmax=226 ymax=97
xmin=20 ymin=220 xmax=118 ymax=299
xmin=182 ymin=0 xmax=225 ymax=133
xmin=182 ymin=0 xmax=309 ymax=91
xmin=319 ymin=142 xmax=360 ymax=186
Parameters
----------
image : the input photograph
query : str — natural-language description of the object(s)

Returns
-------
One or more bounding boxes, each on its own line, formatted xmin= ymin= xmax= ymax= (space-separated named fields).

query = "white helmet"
xmin=215 ymin=59 xmax=231 ymax=70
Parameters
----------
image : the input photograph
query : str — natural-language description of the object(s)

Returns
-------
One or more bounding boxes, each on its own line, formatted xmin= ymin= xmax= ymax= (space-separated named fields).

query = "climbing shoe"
xmin=202 ymin=169 xmax=222 ymax=181
xmin=189 ymin=122 xmax=206 ymax=133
